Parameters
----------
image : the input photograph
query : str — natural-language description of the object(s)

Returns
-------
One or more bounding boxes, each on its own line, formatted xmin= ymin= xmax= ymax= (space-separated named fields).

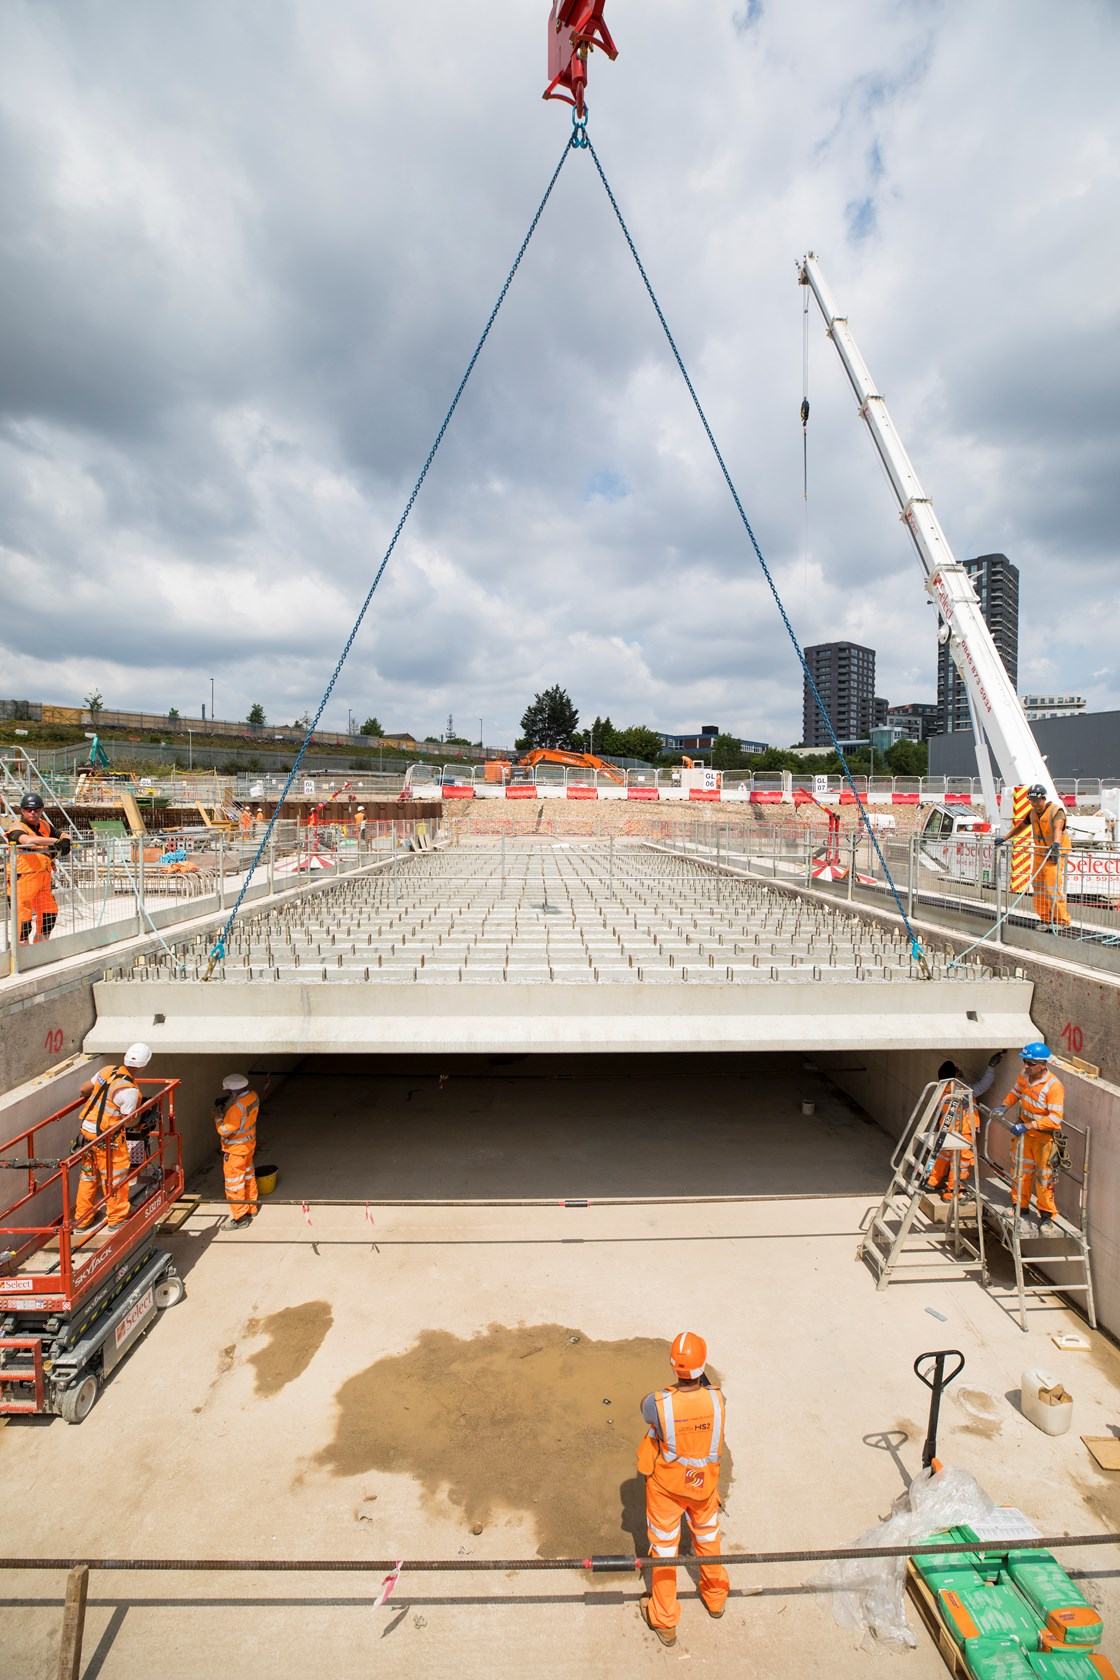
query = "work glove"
xmin=56 ymin=835 xmax=72 ymax=858
xmin=1049 ymin=843 xmax=1061 ymax=858
xmin=988 ymin=1051 xmax=1004 ymax=1066
xmin=1010 ymin=1122 xmax=1027 ymax=1137
xmin=993 ymin=836 xmax=1006 ymax=848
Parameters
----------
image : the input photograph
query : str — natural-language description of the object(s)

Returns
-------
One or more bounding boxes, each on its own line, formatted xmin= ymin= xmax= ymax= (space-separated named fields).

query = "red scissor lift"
xmin=0 ymin=1079 xmax=185 ymax=1422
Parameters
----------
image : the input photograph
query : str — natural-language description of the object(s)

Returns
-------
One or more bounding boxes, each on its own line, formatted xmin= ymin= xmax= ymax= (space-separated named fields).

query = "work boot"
xmin=640 ymin=1598 xmax=676 ymax=1647
xmin=704 ymin=1599 xmax=727 ymax=1620
xmin=221 ymin=1214 xmax=253 ymax=1231
xmin=1037 ymin=1214 xmax=1055 ymax=1234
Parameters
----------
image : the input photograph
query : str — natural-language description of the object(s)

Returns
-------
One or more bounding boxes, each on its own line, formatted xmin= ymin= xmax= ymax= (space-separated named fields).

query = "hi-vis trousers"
xmin=645 ymin=1479 xmax=729 ymax=1629
xmin=222 ymin=1144 xmax=259 ymax=1220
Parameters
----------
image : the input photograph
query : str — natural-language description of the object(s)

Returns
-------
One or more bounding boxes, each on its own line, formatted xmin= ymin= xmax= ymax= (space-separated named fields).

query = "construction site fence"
xmin=650 ymin=820 xmax=1120 ymax=975
xmin=33 ymin=772 xmax=409 ymax=809
xmin=425 ymin=764 xmax=1119 ymax=804
xmin=1 ymin=818 xmax=445 ymax=979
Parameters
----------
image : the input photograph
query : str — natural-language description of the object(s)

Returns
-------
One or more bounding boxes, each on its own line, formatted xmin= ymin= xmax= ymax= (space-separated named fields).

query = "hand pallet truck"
xmin=0 ymin=1078 xmax=185 ymax=1422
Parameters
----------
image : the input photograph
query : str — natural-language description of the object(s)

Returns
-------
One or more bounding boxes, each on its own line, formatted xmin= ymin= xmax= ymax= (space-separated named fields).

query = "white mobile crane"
xmin=797 ymin=252 xmax=1120 ymax=906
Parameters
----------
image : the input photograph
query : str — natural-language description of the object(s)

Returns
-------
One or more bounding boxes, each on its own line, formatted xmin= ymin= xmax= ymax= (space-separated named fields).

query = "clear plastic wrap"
xmin=813 ymin=1464 xmax=996 ymax=1650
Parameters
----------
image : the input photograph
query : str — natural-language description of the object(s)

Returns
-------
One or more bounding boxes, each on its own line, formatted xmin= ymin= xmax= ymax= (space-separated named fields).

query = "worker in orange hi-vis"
xmin=74 ymin=1042 xmax=152 ymax=1232
xmin=925 ymin=1053 xmax=1003 ymax=1201
xmin=1001 ymin=1043 xmax=1064 ymax=1234
xmin=996 ymin=784 xmax=1071 ymax=927
xmin=213 ymin=1073 xmax=260 ymax=1230
xmin=637 ymin=1332 xmax=729 ymax=1647
xmin=6 ymin=792 xmax=66 ymax=943
xmin=239 ymin=807 xmax=252 ymax=836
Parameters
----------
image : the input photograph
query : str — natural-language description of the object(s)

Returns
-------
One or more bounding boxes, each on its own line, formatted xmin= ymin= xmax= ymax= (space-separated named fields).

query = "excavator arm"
xmin=519 ymin=748 xmax=626 ymax=784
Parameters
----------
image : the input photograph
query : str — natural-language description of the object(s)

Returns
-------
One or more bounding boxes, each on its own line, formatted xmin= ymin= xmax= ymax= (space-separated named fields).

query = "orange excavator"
xmin=484 ymin=748 xmax=626 ymax=785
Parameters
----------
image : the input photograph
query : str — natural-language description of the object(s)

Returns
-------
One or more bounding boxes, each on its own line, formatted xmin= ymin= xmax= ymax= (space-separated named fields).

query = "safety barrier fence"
xmin=423 ymin=765 xmax=1119 ymax=804
xmin=14 ymin=1533 xmax=1119 ymax=1675
xmin=1 ymin=819 xmax=444 ymax=979
xmin=650 ymin=821 xmax=1120 ymax=972
xmin=7 ymin=771 xmax=412 ymax=808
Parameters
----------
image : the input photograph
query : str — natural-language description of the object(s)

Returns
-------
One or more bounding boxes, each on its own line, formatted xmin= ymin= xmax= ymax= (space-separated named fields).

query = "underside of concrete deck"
xmin=3 ymin=1056 xmax=1118 ymax=1680
xmin=87 ymin=841 xmax=1036 ymax=1056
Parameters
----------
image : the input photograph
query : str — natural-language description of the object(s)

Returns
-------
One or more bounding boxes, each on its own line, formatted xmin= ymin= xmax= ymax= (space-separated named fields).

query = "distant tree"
xmin=246 ymin=703 xmax=266 ymax=728
xmin=749 ymin=747 xmax=805 ymax=773
xmin=711 ymin=733 xmax=747 ymax=770
xmin=167 ymin=706 xmax=180 ymax=722
xmin=85 ymin=689 xmax=104 ymax=714
xmin=582 ymin=715 xmax=617 ymax=756
xmin=517 ymin=685 xmax=580 ymax=751
xmin=359 ymin=716 xmax=384 ymax=738
xmin=293 ymin=711 xmax=313 ymax=731
xmin=884 ymin=737 xmax=927 ymax=776
xmin=613 ymin=725 xmax=665 ymax=764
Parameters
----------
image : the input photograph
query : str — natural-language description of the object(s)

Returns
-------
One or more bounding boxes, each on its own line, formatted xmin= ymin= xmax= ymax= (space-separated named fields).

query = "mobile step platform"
xmin=0 ymin=1078 xmax=185 ymax=1421
xmin=858 ymin=1078 xmax=984 ymax=1289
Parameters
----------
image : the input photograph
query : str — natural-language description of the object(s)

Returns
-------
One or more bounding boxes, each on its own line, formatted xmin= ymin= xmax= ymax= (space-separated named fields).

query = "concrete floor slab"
xmin=3 ymin=1059 xmax=1118 ymax=1679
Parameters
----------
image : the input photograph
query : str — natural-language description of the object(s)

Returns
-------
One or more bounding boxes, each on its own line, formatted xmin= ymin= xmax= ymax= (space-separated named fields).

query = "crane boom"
xmin=797 ymin=252 xmax=1057 ymax=819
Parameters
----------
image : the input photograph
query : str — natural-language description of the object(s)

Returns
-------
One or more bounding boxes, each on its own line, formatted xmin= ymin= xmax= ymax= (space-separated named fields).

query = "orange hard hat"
xmin=670 ymin=1331 xmax=707 ymax=1379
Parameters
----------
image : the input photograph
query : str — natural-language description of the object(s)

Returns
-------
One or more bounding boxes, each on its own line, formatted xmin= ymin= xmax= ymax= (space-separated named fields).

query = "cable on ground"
xmin=3 ymin=1531 xmax=1116 ymax=1575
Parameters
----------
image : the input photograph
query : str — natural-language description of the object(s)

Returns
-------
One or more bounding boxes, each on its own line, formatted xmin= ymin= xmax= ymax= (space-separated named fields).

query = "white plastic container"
xmin=1021 ymin=1366 xmax=1073 ymax=1436
xmin=801 ymin=1100 xmax=816 ymax=1117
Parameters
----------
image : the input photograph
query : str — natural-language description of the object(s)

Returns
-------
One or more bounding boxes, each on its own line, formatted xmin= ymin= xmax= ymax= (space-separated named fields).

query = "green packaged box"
xmin=937 ymin=1580 xmax=1040 ymax=1650
xmin=1005 ymin=1552 xmax=1102 ymax=1649
xmin=962 ymin=1635 xmax=1036 ymax=1680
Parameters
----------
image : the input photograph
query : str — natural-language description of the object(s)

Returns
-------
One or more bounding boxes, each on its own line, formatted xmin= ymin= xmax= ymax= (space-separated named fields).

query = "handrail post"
xmin=7 ymin=850 xmax=20 ymax=975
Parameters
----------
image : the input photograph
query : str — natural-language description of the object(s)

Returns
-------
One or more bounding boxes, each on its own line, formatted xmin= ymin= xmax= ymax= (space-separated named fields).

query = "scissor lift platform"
xmin=0 ymin=1078 xmax=185 ymax=1421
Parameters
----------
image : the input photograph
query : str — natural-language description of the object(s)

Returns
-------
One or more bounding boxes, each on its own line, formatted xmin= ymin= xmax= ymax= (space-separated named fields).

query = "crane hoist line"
xmin=202 ymin=6 xmax=929 ymax=977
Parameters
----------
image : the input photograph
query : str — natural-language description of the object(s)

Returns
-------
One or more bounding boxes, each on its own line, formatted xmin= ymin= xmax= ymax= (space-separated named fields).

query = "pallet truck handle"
xmin=914 ymin=1349 xmax=965 ymax=1471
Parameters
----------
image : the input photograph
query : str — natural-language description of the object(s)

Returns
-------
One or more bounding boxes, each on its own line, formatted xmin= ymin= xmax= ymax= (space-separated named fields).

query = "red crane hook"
xmin=543 ymin=1 xmax=618 ymax=119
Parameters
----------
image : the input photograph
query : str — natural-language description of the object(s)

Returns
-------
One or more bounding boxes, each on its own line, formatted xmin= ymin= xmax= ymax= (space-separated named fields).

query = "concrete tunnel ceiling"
xmin=84 ymin=845 xmax=1038 ymax=1057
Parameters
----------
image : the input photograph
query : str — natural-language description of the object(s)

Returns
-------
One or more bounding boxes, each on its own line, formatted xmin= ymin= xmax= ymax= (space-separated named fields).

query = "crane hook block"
xmin=544 ymin=1 xmax=618 ymax=119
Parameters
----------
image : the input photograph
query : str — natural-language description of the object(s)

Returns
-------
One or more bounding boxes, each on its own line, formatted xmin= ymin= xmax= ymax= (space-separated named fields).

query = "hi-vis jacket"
xmin=639 ymin=1384 xmax=725 ymax=1499
xmin=7 ymin=814 xmax=54 ymax=880
xmin=1026 ymin=801 xmax=1071 ymax=855
xmin=78 ymin=1065 xmax=141 ymax=1140
xmin=1002 ymin=1070 xmax=1064 ymax=1133
xmin=216 ymin=1091 xmax=259 ymax=1150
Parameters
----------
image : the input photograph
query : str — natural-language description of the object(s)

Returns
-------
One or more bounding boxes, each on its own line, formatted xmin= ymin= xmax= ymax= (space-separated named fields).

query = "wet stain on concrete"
xmin=1072 ymin=1469 xmax=1120 ymax=1536
xmin=246 ymin=1301 xmax=334 ymax=1398
xmin=193 ymin=1342 xmax=239 ymax=1414
xmin=315 ymin=1323 xmax=734 ymax=1556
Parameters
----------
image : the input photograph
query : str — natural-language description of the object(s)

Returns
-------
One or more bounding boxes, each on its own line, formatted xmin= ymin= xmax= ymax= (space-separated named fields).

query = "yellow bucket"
xmin=256 ymin=1165 xmax=278 ymax=1196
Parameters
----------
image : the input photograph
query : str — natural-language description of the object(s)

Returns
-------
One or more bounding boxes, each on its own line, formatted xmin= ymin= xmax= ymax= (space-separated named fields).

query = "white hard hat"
xmin=124 ymin=1042 xmax=152 ymax=1069
xmin=222 ymin=1073 xmax=249 ymax=1092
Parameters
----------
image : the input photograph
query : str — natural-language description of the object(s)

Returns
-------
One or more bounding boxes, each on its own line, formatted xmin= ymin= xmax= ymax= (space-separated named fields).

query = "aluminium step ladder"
xmin=858 ymin=1079 xmax=983 ymax=1289
xmin=975 ymin=1112 xmax=1097 ymax=1332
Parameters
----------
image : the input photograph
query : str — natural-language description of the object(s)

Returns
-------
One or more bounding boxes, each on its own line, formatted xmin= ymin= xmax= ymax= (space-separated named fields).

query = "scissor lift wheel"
xmin=155 ymin=1274 xmax=184 ymax=1309
xmin=60 ymin=1371 xmax=99 ymax=1425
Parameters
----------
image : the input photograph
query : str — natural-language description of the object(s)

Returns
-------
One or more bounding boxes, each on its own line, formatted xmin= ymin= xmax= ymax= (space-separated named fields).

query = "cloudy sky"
xmin=1 ymin=0 xmax=1117 ymax=749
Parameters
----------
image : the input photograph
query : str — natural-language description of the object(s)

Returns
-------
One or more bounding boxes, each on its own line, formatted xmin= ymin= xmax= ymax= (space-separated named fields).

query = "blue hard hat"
xmin=1021 ymin=1042 xmax=1051 ymax=1062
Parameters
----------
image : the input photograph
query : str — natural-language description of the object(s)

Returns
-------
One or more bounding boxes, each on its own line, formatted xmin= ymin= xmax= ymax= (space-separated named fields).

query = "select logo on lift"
xmin=114 ymin=1287 xmax=154 ymax=1350
xmin=0 ymin=1279 xmax=36 ymax=1292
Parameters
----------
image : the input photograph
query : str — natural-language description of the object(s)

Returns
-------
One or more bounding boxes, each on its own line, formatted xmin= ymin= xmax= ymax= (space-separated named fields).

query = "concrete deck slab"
xmin=3 ymin=1059 xmax=1118 ymax=1679
xmin=86 ymin=972 xmax=1038 ymax=1056
xmin=86 ymin=839 xmax=1036 ymax=1057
